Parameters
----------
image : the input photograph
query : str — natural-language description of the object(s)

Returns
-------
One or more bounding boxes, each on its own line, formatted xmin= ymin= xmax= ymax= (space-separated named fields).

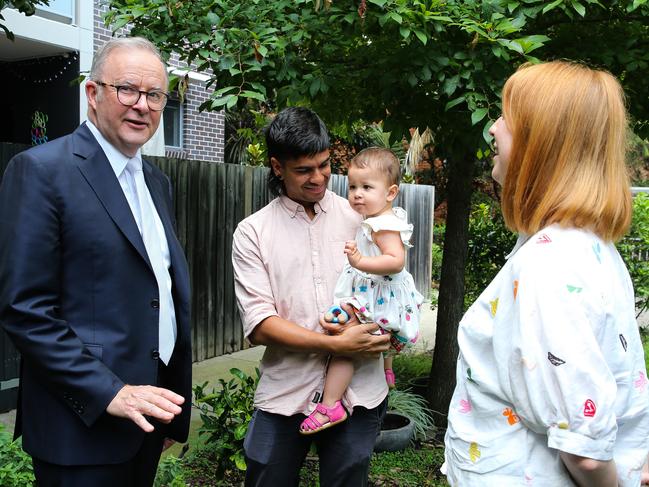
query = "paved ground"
xmin=0 ymin=303 xmax=439 ymax=450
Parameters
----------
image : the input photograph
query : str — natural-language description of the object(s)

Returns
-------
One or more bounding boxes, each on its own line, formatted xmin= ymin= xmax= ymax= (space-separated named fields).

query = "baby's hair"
xmin=350 ymin=147 xmax=401 ymax=186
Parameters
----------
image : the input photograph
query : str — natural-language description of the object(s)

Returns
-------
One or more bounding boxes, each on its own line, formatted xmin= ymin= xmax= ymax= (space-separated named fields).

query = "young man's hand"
xmin=320 ymin=303 xmax=389 ymax=357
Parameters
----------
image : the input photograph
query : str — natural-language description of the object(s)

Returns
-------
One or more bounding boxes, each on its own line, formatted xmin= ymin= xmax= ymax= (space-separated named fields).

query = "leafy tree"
xmin=0 ymin=0 xmax=50 ymax=40
xmin=106 ymin=0 xmax=649 ymax=425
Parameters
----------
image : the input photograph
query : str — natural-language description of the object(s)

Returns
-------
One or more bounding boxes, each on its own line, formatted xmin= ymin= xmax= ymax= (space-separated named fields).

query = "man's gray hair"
xmin=90 ymin=37 xmax=167 ymax=83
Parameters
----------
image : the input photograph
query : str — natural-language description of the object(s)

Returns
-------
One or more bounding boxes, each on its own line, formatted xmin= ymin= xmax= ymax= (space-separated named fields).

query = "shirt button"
xmin=151 ymin=349 xmax=160 ymax=360
xmin=150 ymin=299 xmax=160 ymax=309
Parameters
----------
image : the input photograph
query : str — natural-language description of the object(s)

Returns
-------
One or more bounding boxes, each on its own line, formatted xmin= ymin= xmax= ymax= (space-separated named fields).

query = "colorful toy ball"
xmin=324 ymin=305 xmax=349 ymax=324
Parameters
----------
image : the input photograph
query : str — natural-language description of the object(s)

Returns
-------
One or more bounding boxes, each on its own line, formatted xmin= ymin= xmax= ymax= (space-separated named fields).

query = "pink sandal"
xmin=385 ymin=369 xmax=396 ymax=389
xmin=299 ymin=401 xmax=348 ymax=435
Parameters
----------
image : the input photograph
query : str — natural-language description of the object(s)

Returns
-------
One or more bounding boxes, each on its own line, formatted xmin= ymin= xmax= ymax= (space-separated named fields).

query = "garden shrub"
xmin=456 ymin=193 xmax=648 ymax=314
xmin=392 ymin=351 xmax=432 ymax=386
xmin=0 ymin=423 xmax=34 ymax=487
xmin=464 ymin=200 xmax=517 ymax=310
xmin=619 ymin=192 xmax=649 ymax=316
xmin=153 ymin=454 xmax=186 ymax=487
xmin=193 ymin=367 xmax=259 ymax=480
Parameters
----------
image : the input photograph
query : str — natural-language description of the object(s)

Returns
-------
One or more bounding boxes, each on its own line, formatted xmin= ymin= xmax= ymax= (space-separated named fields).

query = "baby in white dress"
xmin=299 ymin=147 xmax=423 ymax=435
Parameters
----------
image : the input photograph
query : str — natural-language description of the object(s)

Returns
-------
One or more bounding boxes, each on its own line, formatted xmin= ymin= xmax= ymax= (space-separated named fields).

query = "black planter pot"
xmin=374 ymin=411 xmax=415 ymax=452
xmin=406 ymin=376 xmax=429 ymax=398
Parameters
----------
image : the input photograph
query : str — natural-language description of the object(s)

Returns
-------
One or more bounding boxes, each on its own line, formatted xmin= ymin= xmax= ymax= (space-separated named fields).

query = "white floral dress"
xmin=333 ymin=207 xmax=423 ymax=352
xmin=443 ymin=225 xmax=649 ymax=486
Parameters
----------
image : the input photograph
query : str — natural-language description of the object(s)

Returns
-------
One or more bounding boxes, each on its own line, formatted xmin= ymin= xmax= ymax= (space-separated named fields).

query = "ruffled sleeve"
xmin=360 ymin=207 xmax=414 ymax=248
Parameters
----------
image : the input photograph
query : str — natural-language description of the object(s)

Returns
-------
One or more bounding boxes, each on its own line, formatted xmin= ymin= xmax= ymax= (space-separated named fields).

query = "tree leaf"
xmin=571 ymin=0 xmax=586 ymax=16
xmin=471 ymin=108 xmax=488 ymax=126
xmin=241 ymin=90 xmax=266 ymax=101
xmin=445 ymin=96 xmax=466 ymax=111
xmin=413 ymin=29 xmax=428 ymax=45
xmin=542 ymin=0 xmax=563 ymax=13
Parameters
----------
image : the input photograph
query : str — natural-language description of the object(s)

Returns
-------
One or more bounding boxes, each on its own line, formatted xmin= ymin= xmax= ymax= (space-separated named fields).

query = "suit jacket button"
xmin=151 ymin=349 xmax=160 ymax=360
xmin=151 ymin=299 xmax=160 ymax=309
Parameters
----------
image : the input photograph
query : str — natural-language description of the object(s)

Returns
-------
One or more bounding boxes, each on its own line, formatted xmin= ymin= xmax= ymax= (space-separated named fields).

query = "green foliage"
xmin=0 ymin=424 xmax=34 ymax=487
xmin=431 ymin=224 xmax=446 ymax=285
xmin=0 ymin=1 xmax=49 ymax=40
xmin=154 ymin=455 xmax=186 ymax=487
xmin=618 ymin=193 xmax=649 ymax=316
xmin=465 ymin=199 xmax=517 ymax=310
xmin=298 ymin=445 xmax=449 ymax=486
xmin=224 ymin=107 xmax=270 ymax=166
xmin=642 ymin=329 xmax=649 ymax=372
xmin=369 ymin=447 xmax=448 ymax=487
xmin=246 ymin=143 xmax=266 ymax=167
xmin=106 ymin=0 xmax=649 ymax=149
xmin=392 ymin=351 xmax=433 ymax=387
xmin=193 ymin=367 xmax=259 ymax=479
xmin=387 ymin=388 xmax=435 ymax=441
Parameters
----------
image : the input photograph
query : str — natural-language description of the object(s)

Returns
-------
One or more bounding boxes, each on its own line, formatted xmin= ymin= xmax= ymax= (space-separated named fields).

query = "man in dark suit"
xmin=0 ymin=37 xmax=192 ymax=486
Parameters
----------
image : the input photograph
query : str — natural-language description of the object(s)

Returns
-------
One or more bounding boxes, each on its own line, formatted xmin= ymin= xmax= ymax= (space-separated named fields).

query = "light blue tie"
xmin=126 ymin=158 xmax=176 ymax=364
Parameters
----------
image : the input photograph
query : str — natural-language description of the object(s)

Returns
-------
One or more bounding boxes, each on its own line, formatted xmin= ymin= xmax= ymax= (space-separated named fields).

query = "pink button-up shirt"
xmin=232 ymin=190 xmax=389 ymax=416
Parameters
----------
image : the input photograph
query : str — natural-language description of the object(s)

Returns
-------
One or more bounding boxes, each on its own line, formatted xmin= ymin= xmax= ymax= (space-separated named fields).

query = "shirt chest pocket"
xmin=329 ymin=239 xmax=348 ymax=274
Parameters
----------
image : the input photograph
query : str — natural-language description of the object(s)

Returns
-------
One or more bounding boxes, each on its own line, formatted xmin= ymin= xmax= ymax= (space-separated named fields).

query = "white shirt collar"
xmin=85 ymin=120 xmax=142 ymax=178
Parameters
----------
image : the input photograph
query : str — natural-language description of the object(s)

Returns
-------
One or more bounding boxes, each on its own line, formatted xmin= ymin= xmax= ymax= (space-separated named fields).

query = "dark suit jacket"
xmin=0 ymin=123 xmax=192 ymax=465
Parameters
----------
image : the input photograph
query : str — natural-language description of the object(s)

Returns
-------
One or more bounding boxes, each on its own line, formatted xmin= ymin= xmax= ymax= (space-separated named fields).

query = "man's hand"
xmin=106 ymin=385 xmax=184 ymax=433
xmin=344 ymin=240 xmax=362 ymax=268
xmin=320 ymin=303 xmax=390 ymax=357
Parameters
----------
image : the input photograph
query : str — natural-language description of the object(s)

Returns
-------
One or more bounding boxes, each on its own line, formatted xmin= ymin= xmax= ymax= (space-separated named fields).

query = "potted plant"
xmin=374 ymin=389 xmax=435 ymax=452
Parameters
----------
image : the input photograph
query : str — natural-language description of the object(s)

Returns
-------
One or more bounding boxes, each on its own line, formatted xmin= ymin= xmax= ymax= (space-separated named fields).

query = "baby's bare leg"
xmin=323 ymin=356 xmax=354 ymax=406
xmin=305 ymin=356 xmax=353 ymax=427
xmin=383 ymin=355 xmax=393 ymax=371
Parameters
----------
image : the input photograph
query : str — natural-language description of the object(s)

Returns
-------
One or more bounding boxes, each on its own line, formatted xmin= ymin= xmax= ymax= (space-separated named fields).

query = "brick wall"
xmin=93 ymin=3 xmax=224 ymax=163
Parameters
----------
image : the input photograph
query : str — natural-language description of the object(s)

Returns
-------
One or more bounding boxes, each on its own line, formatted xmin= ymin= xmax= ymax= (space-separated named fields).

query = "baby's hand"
xmin=344 ymin=240 xmax=362 ymax=268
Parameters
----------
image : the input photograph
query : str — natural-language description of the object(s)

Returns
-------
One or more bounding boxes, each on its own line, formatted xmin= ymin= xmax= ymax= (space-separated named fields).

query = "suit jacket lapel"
xmin=73 ymin=124 xmax=152 ymax=269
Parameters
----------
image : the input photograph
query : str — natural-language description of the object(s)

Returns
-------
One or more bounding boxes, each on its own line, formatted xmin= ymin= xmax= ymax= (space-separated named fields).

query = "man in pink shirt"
xmin=232 ymin=107 xmax=391 ymax=486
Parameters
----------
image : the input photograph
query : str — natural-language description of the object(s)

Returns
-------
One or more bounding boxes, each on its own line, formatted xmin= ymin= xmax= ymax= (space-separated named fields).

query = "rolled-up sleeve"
xmin=506 ymin=253 xmax=617 ymax=461
xmin=232 ymin=221 xmax=278 ymax=338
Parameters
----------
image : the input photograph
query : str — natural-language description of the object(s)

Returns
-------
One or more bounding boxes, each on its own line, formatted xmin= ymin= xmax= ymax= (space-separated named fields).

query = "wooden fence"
xmin=0 ymin=145 xmax=434 ymax=411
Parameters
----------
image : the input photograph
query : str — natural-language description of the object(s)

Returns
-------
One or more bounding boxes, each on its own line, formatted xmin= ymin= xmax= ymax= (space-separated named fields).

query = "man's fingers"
xmin=155 ymin=387 xmax=185 ymax=405
xmin=131 ymin=411 xmax=155 ymax=433
xmin=107 ymin=385 xmax=184 ymax=429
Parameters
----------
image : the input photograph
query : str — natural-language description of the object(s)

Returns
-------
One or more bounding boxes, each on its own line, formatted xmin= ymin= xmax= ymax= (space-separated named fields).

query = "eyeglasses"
xmin=94 ymin=81 xmax=169 ymax=111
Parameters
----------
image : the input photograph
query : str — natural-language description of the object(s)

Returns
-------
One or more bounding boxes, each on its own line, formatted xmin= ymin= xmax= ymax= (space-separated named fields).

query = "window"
xmin=37 ymin=0 xmax=74 ymax=23
xmin=164 ymin=98 xmax=183 ymax=148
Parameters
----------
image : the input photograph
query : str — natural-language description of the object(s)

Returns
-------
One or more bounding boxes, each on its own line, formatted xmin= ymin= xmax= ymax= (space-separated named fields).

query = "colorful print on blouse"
xmin=444 ymin=226 xmax=649 ymax=486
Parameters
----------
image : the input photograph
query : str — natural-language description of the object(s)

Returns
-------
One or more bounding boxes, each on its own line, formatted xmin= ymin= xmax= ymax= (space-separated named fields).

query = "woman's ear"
xmin=386 ymin=184 xmax=399 ymax=202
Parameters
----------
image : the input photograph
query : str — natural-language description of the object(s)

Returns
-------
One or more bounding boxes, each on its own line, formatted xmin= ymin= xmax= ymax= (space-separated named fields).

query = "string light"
xmin=2 ymin=52 xmax=79 ymax=84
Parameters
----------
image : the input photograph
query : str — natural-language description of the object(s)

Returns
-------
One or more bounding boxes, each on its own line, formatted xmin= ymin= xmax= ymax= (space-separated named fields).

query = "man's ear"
xmin=85 ymin=81 xmax=98 ymax=111
xmin=270 ymin=157 xmax=283 ymax=178
xmin=387 ymin=184 xmax=399 ymax=202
